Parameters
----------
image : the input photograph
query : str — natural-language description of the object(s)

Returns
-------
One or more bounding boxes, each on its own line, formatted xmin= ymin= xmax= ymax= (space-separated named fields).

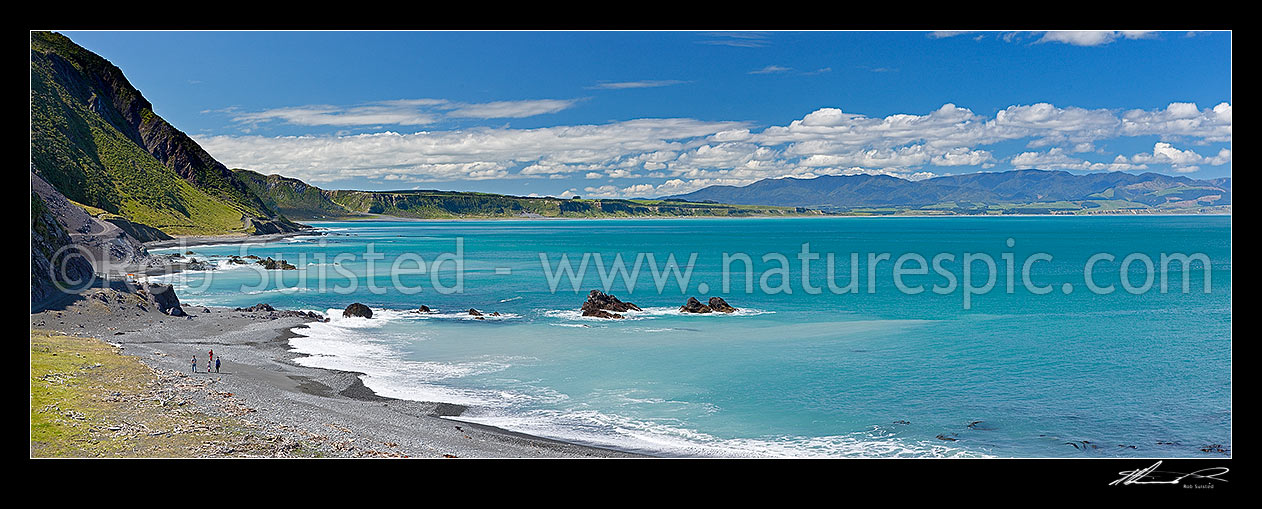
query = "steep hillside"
xmin=30 ymin=31 xmax=304 ymax=235
xmin=31 ymin=189 xmax=95 ymax=310
xmin=230 ymin=169 xmax=359 ymax=220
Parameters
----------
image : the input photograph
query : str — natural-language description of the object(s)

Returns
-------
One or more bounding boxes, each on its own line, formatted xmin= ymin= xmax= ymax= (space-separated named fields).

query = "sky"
xmin=59 ymin=30 xmax=1232 ymax=198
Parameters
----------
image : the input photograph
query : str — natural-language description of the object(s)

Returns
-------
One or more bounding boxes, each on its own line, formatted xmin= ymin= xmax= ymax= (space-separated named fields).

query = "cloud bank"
xmin=196 ymin=101 xmax=1232 ymax=198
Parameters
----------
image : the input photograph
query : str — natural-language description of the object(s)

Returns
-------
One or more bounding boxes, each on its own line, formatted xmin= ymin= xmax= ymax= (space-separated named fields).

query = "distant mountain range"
xmin=666 ymin=170 xmax=1231 ymax=214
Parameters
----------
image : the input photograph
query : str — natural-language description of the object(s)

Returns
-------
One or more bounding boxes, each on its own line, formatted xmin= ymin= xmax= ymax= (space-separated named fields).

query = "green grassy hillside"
xmin=323 ymin=189 xmax=814 ymax=219
xmin=30 ymin=31 xmax=302 ymax=236
xmin=230 ymin=169 xmax=359 ymax=220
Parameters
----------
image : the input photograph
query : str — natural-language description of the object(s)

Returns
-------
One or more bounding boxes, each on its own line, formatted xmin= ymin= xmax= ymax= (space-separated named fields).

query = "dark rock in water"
xmin=580 ymin=290 xmax=641 ymax=318
xmin=467 ymin=308 xmax=483 ymax=316
xmin=707 ymin=296 xmax=737 ymax=313
xmin=244 ymin=255 xmax=260 ymax=260
xmin=417 ymin=305 xmax=434 ymax=313
xmin=226 ymin=255 xmax=249 ymax=265
xmin=936 ymin=434 xmax=959 ymax=441
xmin=184 ymin=258 xmax=215 ymax=271
xmin=256 ymin=257 xmax=297 ymax=270
xmin=584 ymin=309 xmax=625 ymax=319
xmin=141 ymin=283 xmax=185 ymax=317
xmin=343 ymin=303 xmax=372 ymax=318
xmin=235 ymin=303 xmax=275 ymax=312
xmin=489 ymin=312 xmax=501 ymax=317
xmin=270 ymin=309 xmax=323 ymax=321
xmin=679 ymin=297 xmax=712 ymax=314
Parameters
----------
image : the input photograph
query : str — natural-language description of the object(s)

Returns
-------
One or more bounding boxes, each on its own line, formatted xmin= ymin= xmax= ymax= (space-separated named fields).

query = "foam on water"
xmin=456 ymin=409 xmax=990 ymax=458
xmin=290 ymin=314 xmax=534 ymax=406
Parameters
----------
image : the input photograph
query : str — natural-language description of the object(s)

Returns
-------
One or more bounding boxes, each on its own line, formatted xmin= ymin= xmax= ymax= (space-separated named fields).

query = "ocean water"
xmin=149 ymin=216 xmax=1231 ymax=458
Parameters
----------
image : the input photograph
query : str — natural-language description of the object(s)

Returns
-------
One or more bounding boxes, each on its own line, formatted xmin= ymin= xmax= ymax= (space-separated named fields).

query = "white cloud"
xmin=1011 ymin=148 xmax=1149 ymax=172
xmin=200 ymin=100 xmax=1230 ymax=193
xmin=587 ymin=80 xmax=689 ymax=90
xmin=230 ymin=104 xmax=441 ymax=127
xmin=224 ymin=98 xmax=581 ymax=128
xmin=1036 ymin=31 xmax=1156 ymax=46
xmin=936 ymin=31 xmax=1159 ymax=46
xmin=1131 ymin=142 xmax=1231 ymax=170
xmin=441 ymin=99 xmax=579 ymax=119
xmin=928 ymin=31 xmax=977 ymax=39
xmin=1121 ymin=102 xmax=1232 ymax=142
xmin=931 ymin=147 xmax=995 ymax=167
xmin=196 ymin=118 xmax=746 ymax=183
xmin=749 ymin=65 xmax=792 ymax=75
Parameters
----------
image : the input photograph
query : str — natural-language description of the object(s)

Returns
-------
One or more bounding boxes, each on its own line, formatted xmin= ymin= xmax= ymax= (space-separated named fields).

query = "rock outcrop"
xmin=679 ymin=297 xmax=712 ymax=314
xmin=235 ymin=302 xmax=324 ymax=321
xmin=467 ymin=308 xmax=483 ymax=316
xmin=256 ymin=257 xmax=297 ymax=270
xmin=139 ymin=282 xmax=185 ymax=317
xmin=417 ymin=305 xmax=434 ymax=313
xmin=707 ymin=296 xmax=737 ymax=313
xmin=235 ymin=303 xmax=275 ymax=312
xmin=580 ymin=290 xmax=641 ymax=319
xmin=343 ymin=303 xmax=372 ymax=318
xmin=583 ymin=309 xmax=625 ymax=319
xmin=679 ymin=296 xmax=738 ymax=314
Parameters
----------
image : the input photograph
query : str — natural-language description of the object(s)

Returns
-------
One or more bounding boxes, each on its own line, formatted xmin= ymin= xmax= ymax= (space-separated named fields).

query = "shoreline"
xmin=143 ymin=231 xmax=323 ymax=249
xmin=30 ymin=289 xmax=645 ymax=458
xmin=302 ymin=210 xmax=1232 ymax=223
xmin=136 ymin=211 xmax=1235 ymax=252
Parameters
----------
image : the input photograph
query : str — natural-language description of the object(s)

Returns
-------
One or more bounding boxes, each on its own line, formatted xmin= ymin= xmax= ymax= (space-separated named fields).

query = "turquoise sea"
xmin=150 ymin=216 xmax=1231 ymax=457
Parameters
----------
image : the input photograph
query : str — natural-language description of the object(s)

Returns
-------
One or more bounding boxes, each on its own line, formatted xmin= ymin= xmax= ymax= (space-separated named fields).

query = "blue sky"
xmin=60 ymin=30 xmax=1232 ymax=197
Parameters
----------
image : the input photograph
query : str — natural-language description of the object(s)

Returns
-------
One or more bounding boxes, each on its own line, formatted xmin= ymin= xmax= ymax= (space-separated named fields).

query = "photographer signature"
xmin=1110 ymin=461 xmax=1229 ymax=486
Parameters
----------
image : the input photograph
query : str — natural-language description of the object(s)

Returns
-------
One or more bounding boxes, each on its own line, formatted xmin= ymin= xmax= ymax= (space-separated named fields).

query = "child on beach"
xmin=192 ymin=355 xmax=197 ymax=373
xmin=208 ymin=358 xmax=212 ymax=373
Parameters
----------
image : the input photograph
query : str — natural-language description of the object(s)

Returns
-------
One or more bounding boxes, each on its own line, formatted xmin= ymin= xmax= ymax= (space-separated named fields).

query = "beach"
xmin=30 ymin=288 xmax=642 ymax=458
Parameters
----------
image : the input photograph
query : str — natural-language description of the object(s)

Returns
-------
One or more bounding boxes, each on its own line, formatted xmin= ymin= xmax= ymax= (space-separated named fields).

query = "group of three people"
xmin=191 ymin=349 xmax=221 ymax=373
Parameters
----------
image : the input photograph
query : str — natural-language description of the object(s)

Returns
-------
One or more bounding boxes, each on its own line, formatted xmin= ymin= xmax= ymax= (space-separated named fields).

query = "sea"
xmin=148 ymin=216 xmax=1231 ymax=458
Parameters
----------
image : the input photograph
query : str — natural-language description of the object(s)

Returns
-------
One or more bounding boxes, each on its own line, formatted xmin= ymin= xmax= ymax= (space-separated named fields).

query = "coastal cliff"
xmin=30 ymin=31 xmax=305 ymax=236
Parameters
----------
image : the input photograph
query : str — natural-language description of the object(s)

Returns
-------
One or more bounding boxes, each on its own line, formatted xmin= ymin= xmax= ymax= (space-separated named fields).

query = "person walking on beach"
xmin=209 ymin=349 xmax=214 ymax=362
xmin=207 ymin=357 xmax=212 ymax=373
xmin=215 ymin=357 xmax=220 ymax=373
xmin=192 ymin=355 xmax=197 ymax=373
